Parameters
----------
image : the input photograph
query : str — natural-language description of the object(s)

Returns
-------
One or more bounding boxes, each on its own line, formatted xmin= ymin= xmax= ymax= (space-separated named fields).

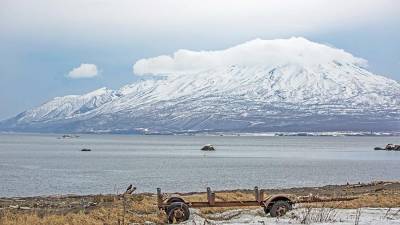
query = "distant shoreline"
xmin=1 ymin=180 xmax=399 ymax=200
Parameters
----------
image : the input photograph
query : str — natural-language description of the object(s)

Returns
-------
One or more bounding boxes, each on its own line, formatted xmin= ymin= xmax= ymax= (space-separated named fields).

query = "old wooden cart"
xmin=157 ymin=187 xmax=357 ymax=223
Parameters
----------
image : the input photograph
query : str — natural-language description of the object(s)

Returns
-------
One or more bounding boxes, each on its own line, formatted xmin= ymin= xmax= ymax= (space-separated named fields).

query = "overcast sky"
xmin=0 ymin=0 xmax=399 ymax=120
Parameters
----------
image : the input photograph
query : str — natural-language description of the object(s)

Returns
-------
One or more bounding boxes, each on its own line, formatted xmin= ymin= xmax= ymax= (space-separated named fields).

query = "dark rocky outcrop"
xmin=201 ymin=144 xmax=215 ymax=151
xmin=374 ymin=144 xmax=400 ymax=151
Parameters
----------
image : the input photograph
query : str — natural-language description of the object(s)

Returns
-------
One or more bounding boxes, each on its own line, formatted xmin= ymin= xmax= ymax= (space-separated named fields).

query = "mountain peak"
xmin=84 ymin=87 xmax=113 ymax=97
xmin=1 ymin=38 xmax=399 ymax=133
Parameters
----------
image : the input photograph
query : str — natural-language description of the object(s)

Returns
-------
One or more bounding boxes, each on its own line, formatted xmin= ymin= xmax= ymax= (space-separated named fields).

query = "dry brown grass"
xmin=0 ymin=209 xmax=165 ymax=225
xmin=0 ymin=194 xmax=165 ymax=225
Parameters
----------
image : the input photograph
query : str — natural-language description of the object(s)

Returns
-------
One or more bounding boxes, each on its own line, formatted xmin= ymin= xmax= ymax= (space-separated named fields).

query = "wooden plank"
xmin=210 ymin=193 xmax=215 ymax=206
xmin=190 ymin=201 xmax=262 ymax=208
xmin=294 ymin=196 xmax=358 ymax=203
xmin=254 ymin=186 xmax=260 ymax=202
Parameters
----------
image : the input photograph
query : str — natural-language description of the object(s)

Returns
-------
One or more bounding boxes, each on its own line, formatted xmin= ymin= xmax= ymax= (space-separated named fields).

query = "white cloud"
xmin=133 ymin=37 xmax=367 ymax=75
xmin=67 ymin=64 xmax=98 ymax=79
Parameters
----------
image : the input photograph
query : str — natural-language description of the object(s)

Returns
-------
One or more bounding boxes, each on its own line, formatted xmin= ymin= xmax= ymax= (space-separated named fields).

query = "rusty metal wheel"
xmin=167 ymin=202 xmax=190 ymax=223
xmin=166 ymin=197 xmax=185 ymax=204
xmin=263 ymin=205 xmax=271 ymax=214
xmin=269 ymin=200 xmax=291 ymax=217
xmin=165 ymin=197 xmax=185 ymax=214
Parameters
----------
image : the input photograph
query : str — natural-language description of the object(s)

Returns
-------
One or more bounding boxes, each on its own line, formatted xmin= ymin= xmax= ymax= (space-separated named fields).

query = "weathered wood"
xmin=210 ymin=193 xmax=216 ymax=206
xmin=206 ymin=187 xmax=212 ymax=205
xmin=157 ymin=188 xmax=163 ymax=208
xmin=189 ymin=201 xmax=262 ymax=207
xmin=294 ymin=196 xmax=358 ymax=203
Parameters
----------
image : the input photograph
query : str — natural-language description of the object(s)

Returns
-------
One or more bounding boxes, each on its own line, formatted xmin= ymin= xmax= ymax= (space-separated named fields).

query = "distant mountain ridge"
xmin=1 ymin=38 xmax=399 ymax=133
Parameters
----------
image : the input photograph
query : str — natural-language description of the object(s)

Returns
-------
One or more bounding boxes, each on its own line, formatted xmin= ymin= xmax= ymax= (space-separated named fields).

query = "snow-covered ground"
xmin=183 ymin=208 xmax=400 ymax=225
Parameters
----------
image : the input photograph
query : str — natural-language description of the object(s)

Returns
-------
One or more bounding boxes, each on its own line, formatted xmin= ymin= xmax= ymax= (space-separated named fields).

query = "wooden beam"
xmin=156 ymin=188 xmax=163 ymax=208
xmin=190 ymin=201 xmax=262 ymax=208
xmin=254 ymin=186 xmax=260 ymax=202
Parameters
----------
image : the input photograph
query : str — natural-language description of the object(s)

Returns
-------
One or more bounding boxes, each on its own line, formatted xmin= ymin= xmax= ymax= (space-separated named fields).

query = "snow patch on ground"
xmin=183 ymin=208 xmax=400 ymax=225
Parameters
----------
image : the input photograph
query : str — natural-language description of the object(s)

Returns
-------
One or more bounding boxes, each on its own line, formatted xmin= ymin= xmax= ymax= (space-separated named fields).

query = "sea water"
xmin=0 ymin=133 xmax=399 ymax=197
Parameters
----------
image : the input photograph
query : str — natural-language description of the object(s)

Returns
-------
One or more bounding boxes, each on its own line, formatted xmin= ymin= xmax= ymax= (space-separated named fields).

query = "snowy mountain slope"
xmin=1 ymin=38 xmax=399 ymax=133
xmin=19 ymin=87 xmax=118 ymax=122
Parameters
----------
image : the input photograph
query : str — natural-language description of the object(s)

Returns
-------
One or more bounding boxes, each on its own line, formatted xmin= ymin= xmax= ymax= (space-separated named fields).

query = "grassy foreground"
xmin=0 ymin=181 xmax=399 ymax=225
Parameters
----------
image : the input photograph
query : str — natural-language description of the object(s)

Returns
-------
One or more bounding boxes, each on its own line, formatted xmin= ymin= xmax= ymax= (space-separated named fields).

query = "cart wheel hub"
xmin=173 ymin=208 xmax=185 ymax=220
xmin=276 ymin=206 xmax=287 ymax=216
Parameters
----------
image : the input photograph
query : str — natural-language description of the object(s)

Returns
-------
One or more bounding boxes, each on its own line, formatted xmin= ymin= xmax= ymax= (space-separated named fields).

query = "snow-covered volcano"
xmin=1 ymin=38 xmax=399 ymax=133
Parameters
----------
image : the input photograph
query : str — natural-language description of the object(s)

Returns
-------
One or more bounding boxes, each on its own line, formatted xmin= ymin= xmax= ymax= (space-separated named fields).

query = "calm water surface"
xmin=0 ymin=133 xmax=399 ymax=197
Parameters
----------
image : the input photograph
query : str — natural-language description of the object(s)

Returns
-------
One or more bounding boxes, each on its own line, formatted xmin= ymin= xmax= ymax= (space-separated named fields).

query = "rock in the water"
xmin=374 ymin=144 xmax=400 ymax=151
xmin=201 ymin=144 xmax=215 ymax=151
